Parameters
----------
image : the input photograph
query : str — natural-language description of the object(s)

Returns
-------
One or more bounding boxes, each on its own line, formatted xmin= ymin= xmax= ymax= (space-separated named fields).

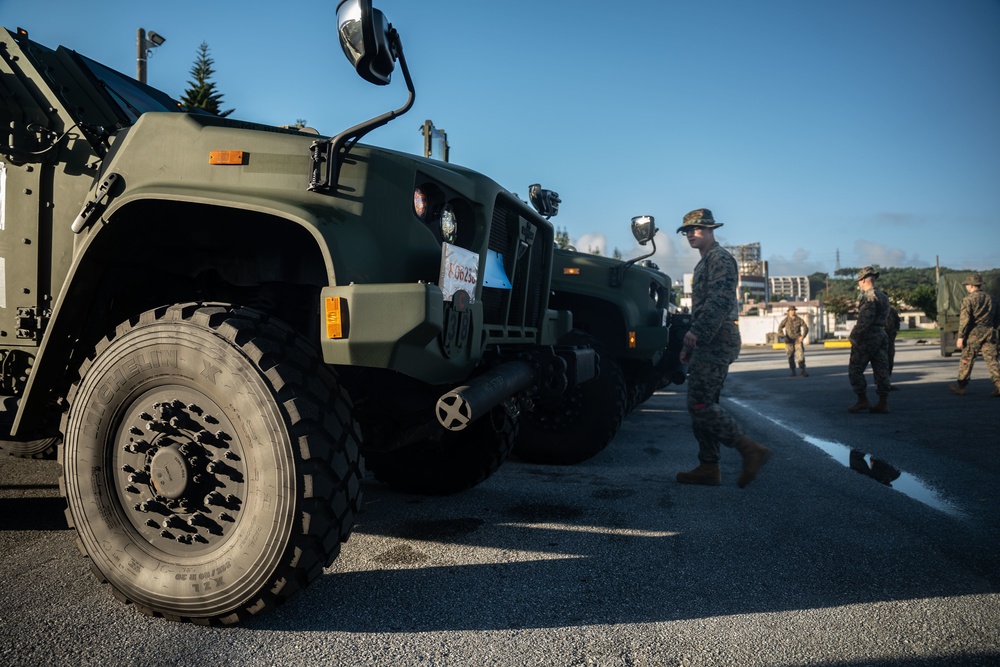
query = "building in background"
xmin=723 ymin=242 xmax=769 ymax=304
xmin=769 ymin=275 xmax=810 ymax=301
xmin=679 ymin=242 xmax=771 ymax=310
xmin=724 ymin=242 xmax=765 ymax=277
xmin=738 ymin=274 xmax=768 ymax=305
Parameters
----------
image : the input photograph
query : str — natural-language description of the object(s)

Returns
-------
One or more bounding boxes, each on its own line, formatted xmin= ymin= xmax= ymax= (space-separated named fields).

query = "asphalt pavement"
xmin=1 ymin=342 xmax=998 ymax=666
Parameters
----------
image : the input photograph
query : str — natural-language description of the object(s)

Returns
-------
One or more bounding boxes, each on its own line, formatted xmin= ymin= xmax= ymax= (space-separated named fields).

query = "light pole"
xmin=136 ymin=28 xmax=166 ymax=84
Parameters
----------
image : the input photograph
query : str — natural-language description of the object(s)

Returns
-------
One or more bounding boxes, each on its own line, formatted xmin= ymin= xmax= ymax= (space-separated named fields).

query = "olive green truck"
xmin=936 ymin=270 xmax=1000 ymax=356
xmin=513 ymin=186 xmax=689 ymax=465
xmin=0 ymin=0 xmax=597 ymax=624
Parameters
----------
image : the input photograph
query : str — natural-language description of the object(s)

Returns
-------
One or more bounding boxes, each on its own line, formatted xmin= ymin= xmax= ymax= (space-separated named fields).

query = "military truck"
xmin=511 ymin=186 xmax=688 ymax=464
xmin=0 ymin=0 xmax=595 ymax=624
xmin=937 ymin=270 xmax=1000 ymax=356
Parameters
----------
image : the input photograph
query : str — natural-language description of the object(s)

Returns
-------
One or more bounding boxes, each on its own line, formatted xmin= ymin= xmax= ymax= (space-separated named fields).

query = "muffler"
xmin=435 ymin=361 xmax=536 ymax=431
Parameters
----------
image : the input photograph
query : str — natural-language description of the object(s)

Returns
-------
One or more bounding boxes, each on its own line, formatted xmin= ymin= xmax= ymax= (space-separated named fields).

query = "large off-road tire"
xmin=624 ymin=380 xmax=653 ymax=414
xmin=0 ymin=434 xmax=58 ymax=459
xmin=514 ymin=330 xmax=626 ymax=465
xmin=0 ymin=397 xmax=60 ymax=459
xmin=364 ymin=405 xmax=518 ymax=495
xmin=60 ymin=303 xmax=363 ymax=625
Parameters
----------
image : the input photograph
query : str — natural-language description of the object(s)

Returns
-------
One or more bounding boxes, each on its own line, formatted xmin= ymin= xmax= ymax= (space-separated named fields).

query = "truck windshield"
xmin=76 ymin=54 xmax=182 ymax=123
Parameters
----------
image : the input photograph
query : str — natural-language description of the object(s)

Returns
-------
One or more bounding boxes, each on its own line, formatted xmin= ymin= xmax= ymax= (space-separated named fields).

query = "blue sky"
xmin=4 ymin=0 xmax=998 ymax=279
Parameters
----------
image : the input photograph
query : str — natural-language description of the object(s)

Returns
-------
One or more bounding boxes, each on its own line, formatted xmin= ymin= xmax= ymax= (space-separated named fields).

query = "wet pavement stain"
xmin=373 ymin=544 xmax=429 ymax=566
xmin=728 ymin=397 xmax=964 ymax=518
xmin=802 ymin=435 xmax=964 ymax=518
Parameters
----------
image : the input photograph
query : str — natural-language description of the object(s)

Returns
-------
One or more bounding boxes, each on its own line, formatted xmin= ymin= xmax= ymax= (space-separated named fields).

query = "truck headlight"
xmin=413 ymin=187 xmax=428 ymax=219
xmin=649 ymin=281 xmax=662 ymax=306
xmin=440 ymin=205 xmax=457 ymax=244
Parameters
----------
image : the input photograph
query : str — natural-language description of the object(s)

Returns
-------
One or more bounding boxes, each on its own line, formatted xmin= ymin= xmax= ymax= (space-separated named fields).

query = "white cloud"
xmin=854 ymin=240 xmax=932 ymax=269
xmin=571 ymin=232 xmax=607 ymax=257
xmin=766 ymin=249 xmax=828 ymax=277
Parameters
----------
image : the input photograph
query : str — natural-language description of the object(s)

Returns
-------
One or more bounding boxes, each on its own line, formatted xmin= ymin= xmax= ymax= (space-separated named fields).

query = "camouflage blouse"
xmin=851 ymin=287 xmax=889 ymax=341
xmin=690 ymin=242 xmax=739 ymax=347
xmin=778 ymin=315 xmax=808 ymax=341
xmin=958 ymin=290 xmax=997 ymax=339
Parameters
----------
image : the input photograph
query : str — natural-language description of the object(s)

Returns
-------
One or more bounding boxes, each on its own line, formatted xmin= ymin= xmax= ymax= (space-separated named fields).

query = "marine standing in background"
xmin=886 ymin=306 xmax=900 ymax=390
xmin=777 ymin=306 xmax=809 ymax=377
xmin=948 ymin=272 xmax=1000 ymax=397
xmin=674 ymin=209 xmax=771 ymax=488
xmin=847 ymin=266 xmax=891 ymax=413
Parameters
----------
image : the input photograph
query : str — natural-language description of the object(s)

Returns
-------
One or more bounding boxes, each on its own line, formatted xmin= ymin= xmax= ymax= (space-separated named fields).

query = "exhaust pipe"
xmin=435 ymin=361 xmax=536 ymax=431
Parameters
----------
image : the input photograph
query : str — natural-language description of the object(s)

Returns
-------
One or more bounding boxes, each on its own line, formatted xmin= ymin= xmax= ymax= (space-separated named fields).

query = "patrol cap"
xmin=963 ymin=272 xmax=983 ymax=286
xmin=856 ymin=266 xmax=880 ymax=281
xmin=676 ymin=208 xmax=723 ymax=234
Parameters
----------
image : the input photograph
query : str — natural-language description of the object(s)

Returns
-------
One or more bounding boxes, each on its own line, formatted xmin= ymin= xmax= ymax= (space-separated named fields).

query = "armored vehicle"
xmin=512 ymin=187 xmax=688 ymax=464
xmin=0 ymin=0 xmax=593 ymax=624
xmin=937 ymin=270 xmax=1000 ymax=356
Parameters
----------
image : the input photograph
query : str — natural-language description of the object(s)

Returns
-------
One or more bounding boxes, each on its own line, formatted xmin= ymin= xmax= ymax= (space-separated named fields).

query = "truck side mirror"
xmin=611 ymin=215 xmax=659 ymax=286
xmin=312 ymin=0 xmax=414 ymax=192
xmin=337 ymin=0 xmax=395 ymax=85
xmin=528 ymin=183 xmax=561 ymax=219
xmin=631 ymin=215 xmax=657 ymax=246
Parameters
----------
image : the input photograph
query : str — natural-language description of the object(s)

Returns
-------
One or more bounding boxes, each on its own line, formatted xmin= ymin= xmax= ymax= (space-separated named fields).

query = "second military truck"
xmin=512 ymin=186 xmax=689 ymax=464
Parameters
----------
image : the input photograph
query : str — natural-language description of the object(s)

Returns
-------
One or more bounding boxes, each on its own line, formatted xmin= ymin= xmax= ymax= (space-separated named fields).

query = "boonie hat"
xmin=963 ymin=272 xmax=983 ymax=286
xmin=856 ymin=266 xmax=880 ymax=281
xmin=787 ymin=306 xmax=797 ymax=312
xmin=676 ymin=208 xmax=724 ymax=234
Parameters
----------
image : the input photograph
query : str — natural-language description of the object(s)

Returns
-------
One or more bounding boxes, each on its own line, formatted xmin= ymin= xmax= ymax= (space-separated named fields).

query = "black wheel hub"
xmin=114 ymin=387 xmax=245 ymax=554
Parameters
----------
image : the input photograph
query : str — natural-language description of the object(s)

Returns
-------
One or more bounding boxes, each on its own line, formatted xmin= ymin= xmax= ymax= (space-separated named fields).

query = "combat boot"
xmin=870 ymin=395 xmax=889 ymax=414
xmin=734 ymin=436 xmax=771 ymax=489
xmin=847 ymin=393 xmax=870 ymax=413
xmin=948 ymin=383 xmax=966 ymax=396
xmin=788 ymin=361 xmax=797 ymax=377
xmin=800 ymin=367 xmax=809 ymax=377
xmin=676 ymin=463 xmax=721 ymax=486
xmin=991 ymin=387 xmax=1000 ymax=397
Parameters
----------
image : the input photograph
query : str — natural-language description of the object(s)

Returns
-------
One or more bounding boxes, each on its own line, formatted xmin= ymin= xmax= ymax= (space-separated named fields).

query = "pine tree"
xmin=180 ymin=42 xmax=234 ymax=117
xmin=554 ymin=226 xmax=571 ymax=250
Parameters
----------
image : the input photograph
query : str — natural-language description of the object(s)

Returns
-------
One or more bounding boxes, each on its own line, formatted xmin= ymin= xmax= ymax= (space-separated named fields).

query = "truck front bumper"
xmin=319 ymin=283 xmax=481 ymax=386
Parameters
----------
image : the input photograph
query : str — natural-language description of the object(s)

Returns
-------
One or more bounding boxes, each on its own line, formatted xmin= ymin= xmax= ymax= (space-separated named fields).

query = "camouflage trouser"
xmin=785 ymin=339 xmax=805 ymax=368
xmin=848 ymin=331 xmax=891 ymax=397
xmin=957 ymin=329 xmax=1000 ymax=388
xmin=687 ymin=324 xmax=742 ymax=464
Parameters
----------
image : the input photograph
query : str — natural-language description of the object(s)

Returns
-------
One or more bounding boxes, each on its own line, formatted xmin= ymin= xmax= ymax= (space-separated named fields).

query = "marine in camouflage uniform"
xmin=674 ymin=209 xmax=771 ymax=488
xmin=777 ymin=306 xmax=809 ymax=377
xmin=948 ymin=272 xmax=1000 ymax=397
xmin=847 ymin=266 xmax=891 ymax=413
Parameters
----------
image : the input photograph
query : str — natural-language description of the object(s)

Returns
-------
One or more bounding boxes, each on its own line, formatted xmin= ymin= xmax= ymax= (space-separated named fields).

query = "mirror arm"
xmin=609 ymin=237 xmax=657 ymax=287
xmin=308 ymin=30 xmax=415 ymax=193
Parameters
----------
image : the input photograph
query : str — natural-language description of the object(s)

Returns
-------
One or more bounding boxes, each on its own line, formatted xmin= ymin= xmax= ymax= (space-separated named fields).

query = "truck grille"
xmin=481 ymin=197 xmax=550 ymax=333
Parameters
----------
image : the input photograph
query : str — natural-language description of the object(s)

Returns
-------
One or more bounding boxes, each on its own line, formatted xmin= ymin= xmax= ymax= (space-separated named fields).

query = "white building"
xmin=769 ymin=275 xmax=810 ymax=301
